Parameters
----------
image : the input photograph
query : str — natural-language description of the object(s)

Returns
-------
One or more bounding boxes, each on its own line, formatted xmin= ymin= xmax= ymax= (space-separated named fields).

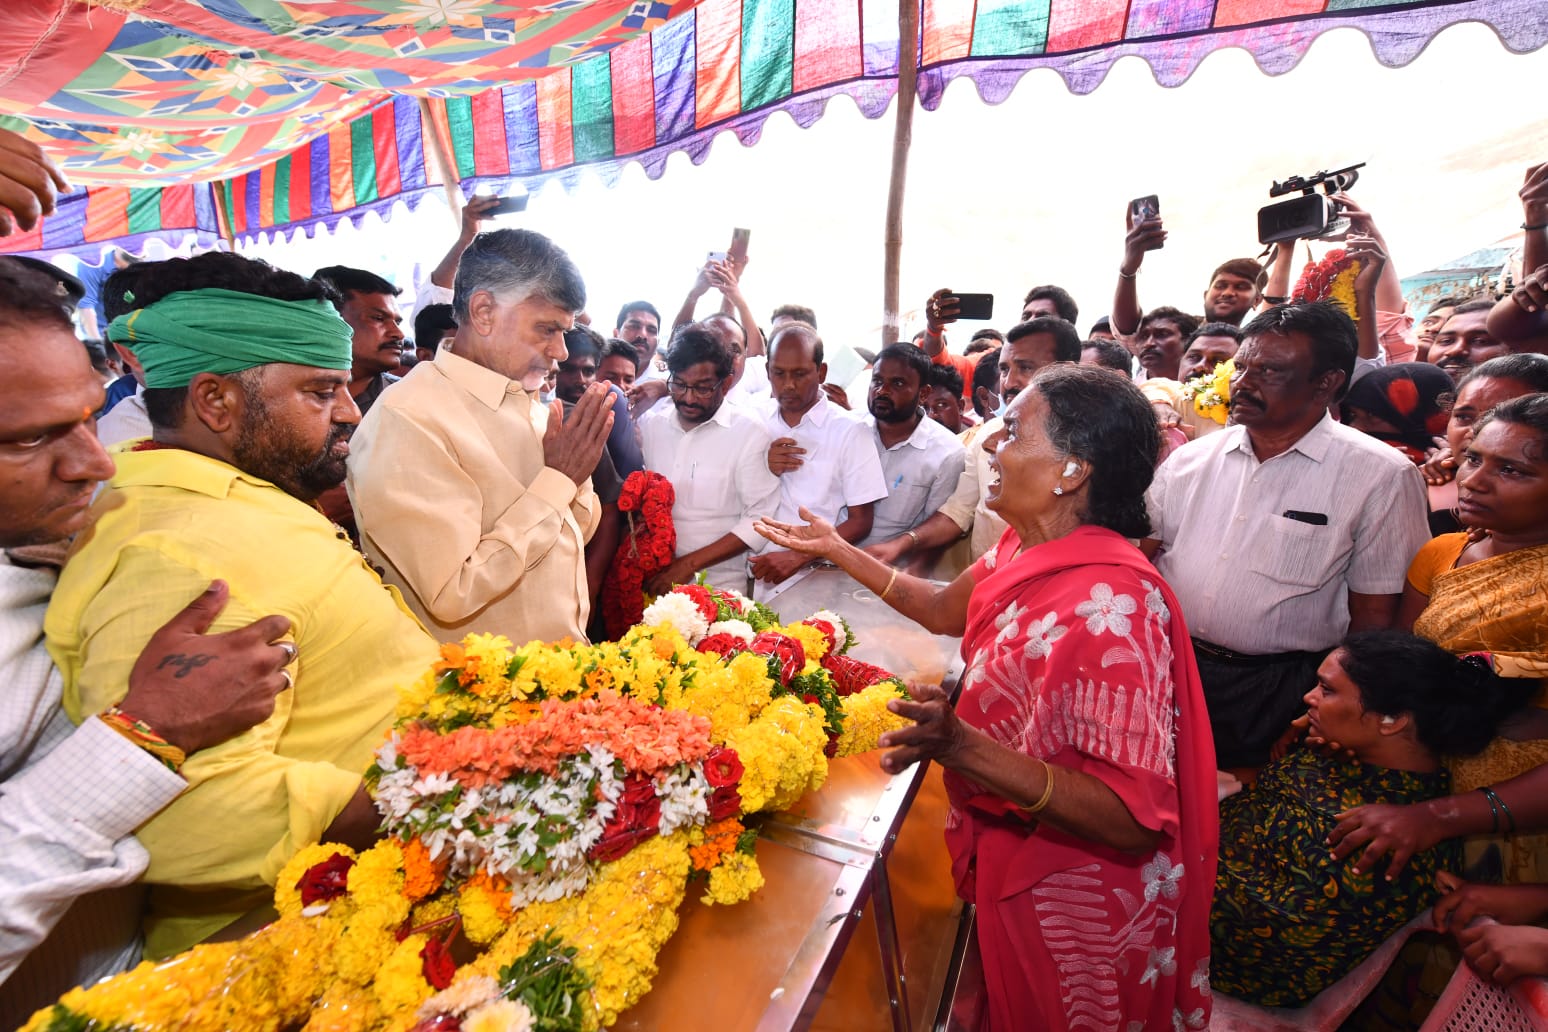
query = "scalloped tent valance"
xmin=3 ymin=0 xmax=1545 ymax=257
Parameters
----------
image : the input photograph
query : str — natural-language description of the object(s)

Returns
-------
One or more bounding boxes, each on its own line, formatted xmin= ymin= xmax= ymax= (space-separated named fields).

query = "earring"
xmin=1053 ymin=486 xmax=1064 ymax=496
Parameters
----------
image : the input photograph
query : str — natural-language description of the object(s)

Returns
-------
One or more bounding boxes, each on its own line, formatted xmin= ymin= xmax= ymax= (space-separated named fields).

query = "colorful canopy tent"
xmin=3 ymin=0 xmax=1545 ymax=259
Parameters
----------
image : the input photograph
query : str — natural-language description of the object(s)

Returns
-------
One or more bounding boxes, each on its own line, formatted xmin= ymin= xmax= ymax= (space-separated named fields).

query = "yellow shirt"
xmin=45 ymin=445 xmax=437 ymax=958
xmin=346 ymin=350 xmax=599 ymax=645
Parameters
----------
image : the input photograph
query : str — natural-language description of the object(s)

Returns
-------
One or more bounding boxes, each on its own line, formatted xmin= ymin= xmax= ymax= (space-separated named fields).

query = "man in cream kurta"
xmin=347 ymin=228 xmax=612 ymax=646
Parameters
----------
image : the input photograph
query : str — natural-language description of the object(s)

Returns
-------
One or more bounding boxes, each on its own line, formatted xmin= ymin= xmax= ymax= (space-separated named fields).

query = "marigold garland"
xmin=1182 ymin=357 xmax=1235 ymax=425
xmin=26 ymin=588 xmax=916 ymax=1032
xmin=1292 ymin=248 xmax=1363 ymax=323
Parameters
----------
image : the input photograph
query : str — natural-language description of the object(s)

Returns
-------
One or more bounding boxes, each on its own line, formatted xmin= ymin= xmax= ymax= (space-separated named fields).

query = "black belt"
xmin=1191 ymin=637 xmax=1327 ymax=668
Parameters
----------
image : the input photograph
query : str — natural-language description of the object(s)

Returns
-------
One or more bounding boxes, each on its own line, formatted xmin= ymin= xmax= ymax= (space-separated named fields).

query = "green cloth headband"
xmin=107 ymin=287 xmax=354 ymax=389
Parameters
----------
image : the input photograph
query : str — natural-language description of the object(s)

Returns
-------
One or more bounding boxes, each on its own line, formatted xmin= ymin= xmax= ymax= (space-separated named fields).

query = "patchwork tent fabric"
xmin=3 ymin=0 xmax=1544 ymax=256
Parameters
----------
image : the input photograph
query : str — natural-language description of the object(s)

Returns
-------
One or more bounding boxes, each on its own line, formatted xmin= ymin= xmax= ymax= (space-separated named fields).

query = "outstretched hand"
xmin=926 ymin=288 xmax=961 ymax=333
xmin=1434 ymin=872 xmax=1548 ymax=933
xmin=0 ymin=127 xmax=70 ymax=236
xmin=1122 ymin=205 xmax=1166 ymax=274
xmin=1507 ymin=263 xmax=1548 ymax=316
xmin=1344 ymin=232 xmax=1389 ymax=300
xmin=1458 ymin=922 xmax=1548 ymax=986
xmin=1327 ymin=800 xmax=1443 ymax=880
xmin=878 ymin=681 xmax=962 ymax=774
xmin=1521 ymin=163 xmax=1548 ymax=226
xmin=1422 ymin=440 xmax=1456 ymax=486
xmin=753 ymin=507 xmax=844 ymax=560
xmin=460 ymin=193 xmax=502 ymax=239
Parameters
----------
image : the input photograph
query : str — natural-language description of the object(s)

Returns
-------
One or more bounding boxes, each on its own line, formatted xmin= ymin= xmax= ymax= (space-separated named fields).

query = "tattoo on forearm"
xmin=157 ymin=653 xmax=216 ymax=679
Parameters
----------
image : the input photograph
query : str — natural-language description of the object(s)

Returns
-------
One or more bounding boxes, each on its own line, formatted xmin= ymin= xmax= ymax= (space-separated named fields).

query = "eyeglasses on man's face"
xmin=667 ymin=377 xmax=725 ymax=399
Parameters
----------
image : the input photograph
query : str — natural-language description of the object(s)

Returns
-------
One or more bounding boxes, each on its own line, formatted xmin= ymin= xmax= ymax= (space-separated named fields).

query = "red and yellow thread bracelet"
xmin=99 ymin=707 xmax=186 ymax=773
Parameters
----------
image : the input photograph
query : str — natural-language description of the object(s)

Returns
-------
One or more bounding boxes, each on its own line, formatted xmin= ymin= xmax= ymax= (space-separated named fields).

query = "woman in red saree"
xmin=758 ymin=364 xmax=1217 ymax=1031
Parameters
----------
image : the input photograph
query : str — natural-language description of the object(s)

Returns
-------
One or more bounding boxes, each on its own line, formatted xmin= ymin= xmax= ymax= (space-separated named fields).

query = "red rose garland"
xmin=297 ymin=852 xmax=354 ymax=905
xmin=748 ymin=631 xmax=806 ymax=685
xmin=600 ymin=471 xmax=677 ymax=639
xmin=822 ymin=654 xmax=898 ymax=697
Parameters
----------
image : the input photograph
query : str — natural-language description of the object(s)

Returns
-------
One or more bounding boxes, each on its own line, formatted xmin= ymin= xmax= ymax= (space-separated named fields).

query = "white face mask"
xmin=993 ymin=394 xmax=1009 ymax=419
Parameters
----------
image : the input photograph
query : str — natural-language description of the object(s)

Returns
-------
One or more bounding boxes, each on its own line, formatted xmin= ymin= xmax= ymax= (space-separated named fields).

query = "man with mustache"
xmin=859 ymin=343 xmax=965 ymax=559
xmin=0 ymin=255 xmax=303 ymax=1019
xmin=872 ymin=318 xmax=1080 ymax=574
xmin=44 ymin=252 xmax=439 ymax=959
xmin=312 ymin=265 xmax=405 ymax=416
xmin=1429 ymin=299 xmax=1511 ymax=381
xmin=1141 ymin=301 xmax=1428 ymax=769
xmin=347 ymin=229 xmax=612 ymax=645
xmin=1133 ymin=306 xmax=1201 ymax=381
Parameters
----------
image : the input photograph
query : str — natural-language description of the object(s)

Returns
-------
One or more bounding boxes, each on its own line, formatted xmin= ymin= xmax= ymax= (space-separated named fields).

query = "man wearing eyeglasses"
xmin=638 ymin=324 xmax=782 ymax=593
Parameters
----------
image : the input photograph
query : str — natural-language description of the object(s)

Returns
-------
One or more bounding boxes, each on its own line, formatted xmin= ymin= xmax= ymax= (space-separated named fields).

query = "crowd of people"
xmin=3 ymin=121 xmax=1548 ymax=1030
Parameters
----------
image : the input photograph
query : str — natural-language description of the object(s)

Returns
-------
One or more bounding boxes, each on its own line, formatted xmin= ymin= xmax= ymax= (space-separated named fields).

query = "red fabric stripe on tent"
xmin=794 ymin=0 xmax=861 ymax=90
xmin=258 ymin=162 xmax=277 ymax=228
xmin=1215 ymin=0 xmax=1324 ymax=26
xmin=1 ymin=6 xmax=126 ymax=107
xmin=229 ymin=175 xmax=249 ymax=235
xmin=160 ymin=183 xmax=194 ymax=229
xmin=84 ymin=188 xmax=129 ymax=244
xmin=289 ymin=148 xmax=313 ymax=223
xmin=695 ymin=0 xmax=742 ymax=129
xmin=922 ymin=0 xmax=976 ymax=64
xmin=469 ymin=90 xmax=510 ymax=177
xmin=1046 ymin=0 xmax=1127 ymax=51
xmin=372 ymin=104 xmax=405 ymax=196
xmin=610 ymin=34 xmax=656 ymax=156
xmin=536 ymin=72 xmax=575 ymax=170
xmin=3 ymin=221 xmax=43 ymax=252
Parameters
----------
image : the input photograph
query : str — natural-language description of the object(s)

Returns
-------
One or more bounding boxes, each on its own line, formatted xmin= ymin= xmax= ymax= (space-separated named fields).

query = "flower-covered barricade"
xmin=27 ymin=585 xmax=912 ymax=1032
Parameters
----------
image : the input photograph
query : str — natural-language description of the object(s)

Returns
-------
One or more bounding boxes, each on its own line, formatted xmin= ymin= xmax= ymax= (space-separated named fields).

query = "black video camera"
xmin=1256 ymin=163 xmax=1366 ymax=246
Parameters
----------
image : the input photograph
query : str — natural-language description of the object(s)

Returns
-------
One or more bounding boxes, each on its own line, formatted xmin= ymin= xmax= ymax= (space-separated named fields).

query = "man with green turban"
xmin=45 ymin=252 xmax=438 ymax=959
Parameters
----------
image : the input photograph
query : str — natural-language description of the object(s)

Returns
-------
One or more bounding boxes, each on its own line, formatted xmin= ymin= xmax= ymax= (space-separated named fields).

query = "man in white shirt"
xmin=754 ymin=323 xmax=886 ymax=595
xmin=879 ymin=318 xmax=1082 ymax=573
xmin=0 ymin=256 xmax=292 ymax=1021
xmin=860 ymin=344 xmax=965 ymax=553
xmin=639 ymin=324 xmax=783 ymax=593
xmin=1142 ymin=301 xmax=1429 ymax=768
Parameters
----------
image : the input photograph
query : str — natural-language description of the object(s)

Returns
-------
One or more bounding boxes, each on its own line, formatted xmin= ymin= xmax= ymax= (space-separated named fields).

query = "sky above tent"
xmin=232 ymin=20 xmax=1546 ymax=380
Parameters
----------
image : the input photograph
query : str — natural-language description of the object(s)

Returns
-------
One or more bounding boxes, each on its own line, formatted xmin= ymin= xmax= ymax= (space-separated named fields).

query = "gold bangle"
xmin=878 ymin=566 xmax=899 ymax=600
xmin=1020 ymin=758 xmax=1056 ymax=815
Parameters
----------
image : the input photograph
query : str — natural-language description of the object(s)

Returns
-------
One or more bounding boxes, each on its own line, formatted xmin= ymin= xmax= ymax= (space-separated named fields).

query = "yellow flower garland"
xmin=29 ymin=603 xmax=911 ymax=1032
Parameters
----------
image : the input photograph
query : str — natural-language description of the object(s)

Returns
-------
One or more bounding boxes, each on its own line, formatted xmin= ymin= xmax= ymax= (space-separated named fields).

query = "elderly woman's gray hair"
xmin=452 ymin=229 xmax=586 ymax=321
xmin=1030 ymin=364 xmax=1159 ymax=540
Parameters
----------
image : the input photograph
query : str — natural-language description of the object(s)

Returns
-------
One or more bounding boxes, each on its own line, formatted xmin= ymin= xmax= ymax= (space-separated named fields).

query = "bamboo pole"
xmin=212 ymin=181 xmax=236 ymax=250
xmin=881 ymin=0 xmax=919 ymax=345
xmin=418 ymin=97 xmax=466 ymax=231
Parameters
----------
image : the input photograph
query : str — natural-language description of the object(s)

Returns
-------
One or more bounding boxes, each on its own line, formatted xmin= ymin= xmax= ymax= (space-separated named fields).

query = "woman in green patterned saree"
xmin=1210 ymin=632 xmax=1532 ymax=1007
